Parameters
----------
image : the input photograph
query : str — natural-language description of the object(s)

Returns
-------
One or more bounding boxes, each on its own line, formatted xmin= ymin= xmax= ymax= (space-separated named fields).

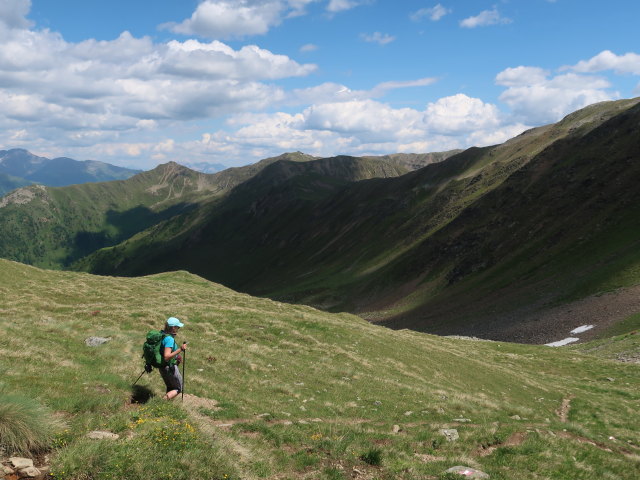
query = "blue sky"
xmin=1 ymin=0 xmax=639 ymax=169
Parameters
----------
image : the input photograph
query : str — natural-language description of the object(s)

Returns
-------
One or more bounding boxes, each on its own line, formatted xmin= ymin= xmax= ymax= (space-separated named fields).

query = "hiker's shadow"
xmin=131 ymin=385 xmax=154 ymax=404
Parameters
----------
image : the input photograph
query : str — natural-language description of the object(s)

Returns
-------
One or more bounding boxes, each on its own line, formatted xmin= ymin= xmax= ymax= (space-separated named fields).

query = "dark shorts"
xmin=159 ymin=364 xmax=183 ymax=393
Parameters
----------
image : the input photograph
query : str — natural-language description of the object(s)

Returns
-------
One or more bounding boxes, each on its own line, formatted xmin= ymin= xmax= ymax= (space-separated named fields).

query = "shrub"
xmin=0 ymin=392 xmax=64 ymax=455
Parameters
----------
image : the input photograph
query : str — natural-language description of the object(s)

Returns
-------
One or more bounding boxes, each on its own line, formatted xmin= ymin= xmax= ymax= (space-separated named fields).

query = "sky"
xmin=1 ymin=0 xmax=639 ymax=170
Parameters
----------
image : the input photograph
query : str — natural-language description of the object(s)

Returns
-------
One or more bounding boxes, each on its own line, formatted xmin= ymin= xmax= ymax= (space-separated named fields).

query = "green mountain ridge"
xmin=74 ymin=98 xmax=640 ymax=343
xmin=0 ymin=151 xmax=430 ymax=270
xmin=1 ymin=259 xmax=639 ymax=480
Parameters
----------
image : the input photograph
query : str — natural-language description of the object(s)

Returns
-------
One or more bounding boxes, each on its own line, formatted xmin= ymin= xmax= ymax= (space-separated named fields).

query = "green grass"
xmin=1 ymin=259 xmax=639 ymax=479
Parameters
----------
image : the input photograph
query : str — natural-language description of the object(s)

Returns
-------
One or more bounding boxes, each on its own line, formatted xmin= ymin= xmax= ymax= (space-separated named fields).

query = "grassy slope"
xmin=1 ymin=259 xmax=638 ymax=480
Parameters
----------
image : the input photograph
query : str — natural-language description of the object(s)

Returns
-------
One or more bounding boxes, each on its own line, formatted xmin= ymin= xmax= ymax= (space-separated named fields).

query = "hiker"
xmin=159 ymin=316 xmax=187 ymax=400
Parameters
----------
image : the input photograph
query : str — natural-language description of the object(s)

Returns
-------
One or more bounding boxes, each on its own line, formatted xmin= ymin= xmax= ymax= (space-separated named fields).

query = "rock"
xmin=440 ymin=428 xmax=459 ymax=442
xmin=2 ymin=465 xmax=15 ymax=475
xmin=510 ymin=415 xmax=521 ymax=420
xmin=453 ymin=418 xmax=471 ymax=423
xmin=392 ymin=424 xmax=401 ymax=434
xmin=9 ymin=458 xmax=33 ymax=470
xmin=18 ymin=466 xmax=41 ymax=478
xmin=404 ymin=411 xmax=413 ymax=416
xmin=86 ymin=430 xmax=120 ymax=440
xmin=85 ymin=337 xmax=111 ymax=347
xmin=445 ymin=466 xmax=490 ymax=478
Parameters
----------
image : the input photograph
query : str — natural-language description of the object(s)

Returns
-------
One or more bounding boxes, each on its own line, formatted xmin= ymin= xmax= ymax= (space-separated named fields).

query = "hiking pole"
xmin=132 ymin=368 xmax=146 ymax=386
xmin=181 ymin=342 xmax=188 ymax=402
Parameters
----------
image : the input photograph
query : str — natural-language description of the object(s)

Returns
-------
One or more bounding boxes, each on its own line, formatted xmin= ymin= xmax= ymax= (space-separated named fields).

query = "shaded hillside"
xmin=75 ymin=155 xmax=414 ymax=284
xmin=76 ymin=99 xmax=640 ymax=341
xmin=2 ymin=258 xmax=639 ymax=480
xmin=0 ymin=153 xmax=415 ymax=269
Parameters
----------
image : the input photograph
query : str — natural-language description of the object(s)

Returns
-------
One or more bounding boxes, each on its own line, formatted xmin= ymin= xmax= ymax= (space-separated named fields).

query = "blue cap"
xmin=166 ymin=317 xmax=184 ymax=328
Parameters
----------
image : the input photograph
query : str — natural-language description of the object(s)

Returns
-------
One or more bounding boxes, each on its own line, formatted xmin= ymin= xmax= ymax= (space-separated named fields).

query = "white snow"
xmin=545 ymin=337 xmax=580 ymax=347
xmin=570 ymin=324 xmax=594 ymax=334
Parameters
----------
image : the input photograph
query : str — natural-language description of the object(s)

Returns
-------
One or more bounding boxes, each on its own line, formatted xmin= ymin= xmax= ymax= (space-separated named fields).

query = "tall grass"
xmin=0 ymin=391 xmax=64 ymax=455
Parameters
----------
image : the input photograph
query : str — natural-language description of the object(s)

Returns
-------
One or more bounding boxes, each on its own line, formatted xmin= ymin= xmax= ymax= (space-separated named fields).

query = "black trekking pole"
xmin=132 ymin=368 xmax=146 ymax=387
xmin=181 ymin=342 xmax=187 ymax=402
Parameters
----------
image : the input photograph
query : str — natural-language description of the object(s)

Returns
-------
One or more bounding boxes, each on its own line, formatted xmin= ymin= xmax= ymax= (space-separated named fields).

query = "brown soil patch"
xmin=181 ymin=393 xmax=220 ymax=411
xmin=476 ymin=431 xmax=527 ymax=457
xmin=556 ymin=396 xmax=574 ymax=423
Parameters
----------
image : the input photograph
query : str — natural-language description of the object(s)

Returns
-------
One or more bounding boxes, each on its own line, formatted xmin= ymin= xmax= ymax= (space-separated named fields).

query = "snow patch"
xmin=570 ymin=325 xmax=594 ymax=335
xmin=545 ymin=337 xmax=579 ymax=347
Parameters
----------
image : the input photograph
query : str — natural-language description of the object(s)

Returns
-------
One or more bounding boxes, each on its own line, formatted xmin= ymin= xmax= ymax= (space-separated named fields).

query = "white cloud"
xmin=205 ymin=94 xmax=517 ymax=162
xmin=300 ymin=43 xmax=318 ymax=52
xmin=369 ymin=77 xmax=438 ymax=97
xmin=495 ymin=66 xmax=549 ymax=87
xmin=496 ymin=66 xmax=616 ymax=124
xmin=288 ymin=77 xmax=438 ymax=105
xmin=166 ymin=1 xmax=285 ymax=39
xmin=410 ymin=4 xmax=451 ymax=22
xmin=327 ymin=0 xmax=365 ymax=13
xmin=360 ymin=32 xmax=395 ymax=45
xmin=423 ymin=94 xmax=502 ymax=135
xmin=460 ymin=7 xmax=512 ymax=28
xmin=564 ymin=50 xmax=640 ymax=75
xmin=166 ymin=0 xmax=322 ymax=39
xmin=0 ymin=26 xmax=314 ymax=128
xmin=0 ymin=0 xmax=32 ymax=29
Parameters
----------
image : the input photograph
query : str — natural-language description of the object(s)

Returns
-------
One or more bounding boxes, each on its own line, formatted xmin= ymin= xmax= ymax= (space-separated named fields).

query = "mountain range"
xmin=1 ymin=98 xmax=639 ymax=342
xmin=0 ymin=148 xmax=141 ymax=195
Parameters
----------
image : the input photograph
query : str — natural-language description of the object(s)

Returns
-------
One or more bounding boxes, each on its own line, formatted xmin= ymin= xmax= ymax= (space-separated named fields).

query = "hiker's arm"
xmin=163 ymin=343 xmax=187 ymax=362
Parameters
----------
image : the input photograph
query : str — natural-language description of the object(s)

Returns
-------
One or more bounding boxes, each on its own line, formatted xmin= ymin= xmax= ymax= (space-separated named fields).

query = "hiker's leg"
xmin=163 ymin=389 xmax=179 ymax=400
xmin=159 ymin=365 xmax=182 ymax=400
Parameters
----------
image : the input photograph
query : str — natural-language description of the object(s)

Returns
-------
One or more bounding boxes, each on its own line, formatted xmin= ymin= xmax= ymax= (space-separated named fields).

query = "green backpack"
xmin=142 ymin=330 xmax=173 ymax=369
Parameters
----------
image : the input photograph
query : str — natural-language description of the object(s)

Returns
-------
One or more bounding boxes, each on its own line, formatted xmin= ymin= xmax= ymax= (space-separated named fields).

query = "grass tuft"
xmin=0 ymin=391 xmax=64 ymax=455
xmin=360 ymin=446 xmax=383 ymax=466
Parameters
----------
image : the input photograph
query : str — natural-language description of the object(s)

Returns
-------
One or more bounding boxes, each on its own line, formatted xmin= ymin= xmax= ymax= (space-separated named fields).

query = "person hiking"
xmin=159 ymin=316 xmax=187 ymax=400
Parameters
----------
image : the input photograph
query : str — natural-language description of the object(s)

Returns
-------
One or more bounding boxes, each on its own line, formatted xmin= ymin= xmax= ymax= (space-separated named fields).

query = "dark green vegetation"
xmin=1 ymin=259 xmax=638 ymax=479
xmin=0 ymin=149 xmax=141 ymax=194
xmin=72 ymin=98 xmax=640 ymax=340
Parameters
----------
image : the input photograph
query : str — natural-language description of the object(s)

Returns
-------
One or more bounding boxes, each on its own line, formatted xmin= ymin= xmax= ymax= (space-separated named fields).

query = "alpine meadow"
xmin=2 ymin=1 xmax=640 ymax=479
xmin=1 ymin=98 xmax=639 ymax=480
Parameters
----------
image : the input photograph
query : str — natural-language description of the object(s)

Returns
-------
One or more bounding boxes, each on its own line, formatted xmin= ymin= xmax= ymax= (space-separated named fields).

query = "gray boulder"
xmin=445 ymin=466 xmax=490 ymax=478
xmin=85 ymin=337 xmax=111 ymax=347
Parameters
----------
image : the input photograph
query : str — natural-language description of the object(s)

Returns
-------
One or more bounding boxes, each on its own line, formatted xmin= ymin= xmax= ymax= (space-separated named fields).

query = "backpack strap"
xmin=161 ymin=333 xmax=177 ymax=367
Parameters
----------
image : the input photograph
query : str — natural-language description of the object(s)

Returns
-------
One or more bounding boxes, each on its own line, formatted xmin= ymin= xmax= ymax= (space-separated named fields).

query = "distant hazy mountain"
xmin=182 ymin=161 xmax=228 ymax=173
xmin=0 ymin=149 xmax=141 ymax=191
xmin=0 ymin=172 xmax=32 ymax=196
